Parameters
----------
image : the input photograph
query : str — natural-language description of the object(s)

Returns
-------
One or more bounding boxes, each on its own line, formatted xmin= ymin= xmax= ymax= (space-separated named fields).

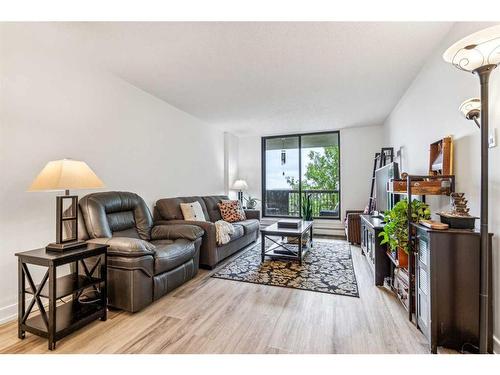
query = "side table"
xmin=15 ymin=243 xmax=108 ymax=350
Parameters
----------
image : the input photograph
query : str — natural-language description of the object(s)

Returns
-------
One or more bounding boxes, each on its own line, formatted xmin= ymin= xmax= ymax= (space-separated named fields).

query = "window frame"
xmin=261 ymin=130 xmax=341 ymax=220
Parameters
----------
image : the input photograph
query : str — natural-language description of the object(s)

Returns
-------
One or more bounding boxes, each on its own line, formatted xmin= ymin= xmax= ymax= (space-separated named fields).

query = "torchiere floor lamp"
xmin=443 ymin=25 xmax=500 ymax=354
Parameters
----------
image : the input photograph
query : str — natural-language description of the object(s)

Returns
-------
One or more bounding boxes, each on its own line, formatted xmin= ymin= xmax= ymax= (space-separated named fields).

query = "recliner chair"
xmin=78 ymin=191 xmax=204 ymax=312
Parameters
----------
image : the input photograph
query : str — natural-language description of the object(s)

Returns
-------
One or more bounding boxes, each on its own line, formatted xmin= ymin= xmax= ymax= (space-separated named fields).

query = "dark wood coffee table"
xmin=260 ymin=221 xmax=313 ymax=265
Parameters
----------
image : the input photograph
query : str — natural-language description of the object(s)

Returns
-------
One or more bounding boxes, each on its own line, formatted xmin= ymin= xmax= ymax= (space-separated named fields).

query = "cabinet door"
xmin=416 ymin=233 xmax=430 ymax=339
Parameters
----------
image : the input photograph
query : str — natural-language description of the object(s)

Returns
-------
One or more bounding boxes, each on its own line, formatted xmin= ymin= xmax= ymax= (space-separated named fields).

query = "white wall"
xmin=0 ymin=24 xmax=225 ymax=322
xmin=340 ymin=125 xmax=384 ymax=218
xmin=382 ymin=22 xmax=500 ymax=353
xmin=237 ymin=125 xmax=384 ymax=221
xmin=224 ymin=132 xmax=239 ymax=200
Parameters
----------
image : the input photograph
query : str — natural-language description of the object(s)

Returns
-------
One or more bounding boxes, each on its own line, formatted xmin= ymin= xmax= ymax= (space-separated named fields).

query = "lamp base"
xmin=46 ymin=240 xmax=86 ymax=252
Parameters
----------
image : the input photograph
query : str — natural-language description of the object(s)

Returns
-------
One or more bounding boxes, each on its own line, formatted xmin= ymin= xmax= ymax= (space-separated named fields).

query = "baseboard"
xmin=494 ymin=335 xmax=500 ymax=354
xmin=0 ymin=303 xmax=17 ymax=325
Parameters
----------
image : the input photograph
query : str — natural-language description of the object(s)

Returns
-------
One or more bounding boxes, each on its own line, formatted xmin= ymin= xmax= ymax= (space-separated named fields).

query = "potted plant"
xmin=243 ymin=195 xmax=260 ymax=209
xmin=379 ymin=199 xmax=431 ymax=268
xmin=302 ymin=193 xmax=313 ymax=221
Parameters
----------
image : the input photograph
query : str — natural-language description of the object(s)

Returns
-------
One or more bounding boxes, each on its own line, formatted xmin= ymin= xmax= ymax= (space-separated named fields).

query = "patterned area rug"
xmin=211 ymin=240 xmax=359 ymax=297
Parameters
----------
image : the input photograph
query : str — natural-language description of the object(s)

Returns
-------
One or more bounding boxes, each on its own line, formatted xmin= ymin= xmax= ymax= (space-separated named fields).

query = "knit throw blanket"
xmin=215 ymin=220 xmax=235 ymax=245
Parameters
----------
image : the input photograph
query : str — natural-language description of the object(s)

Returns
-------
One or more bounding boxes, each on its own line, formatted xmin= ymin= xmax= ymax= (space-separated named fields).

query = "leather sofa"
xmin=154 ymin=195 xmax=260 ymax=269
xmin=77 ymin=191 xmax=205 ymax=312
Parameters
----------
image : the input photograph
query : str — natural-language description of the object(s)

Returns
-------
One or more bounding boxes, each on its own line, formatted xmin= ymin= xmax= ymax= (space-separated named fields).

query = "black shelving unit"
xmin=15 ymin=243 xmax=108 ymax=350
xmin=405 ymin=175 xmax=455 ymax=322
xmin=388 ymin=174 xmax=455 ymax=321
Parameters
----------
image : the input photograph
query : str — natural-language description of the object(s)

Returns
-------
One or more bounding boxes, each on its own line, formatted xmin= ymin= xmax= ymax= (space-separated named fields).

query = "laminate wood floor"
xmin=0 ymin=239 xmax=436 ymax=354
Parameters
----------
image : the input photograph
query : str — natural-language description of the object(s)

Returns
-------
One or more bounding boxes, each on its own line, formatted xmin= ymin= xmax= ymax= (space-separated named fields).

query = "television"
xmin=374 ymin=162 xmax=400 ymax=216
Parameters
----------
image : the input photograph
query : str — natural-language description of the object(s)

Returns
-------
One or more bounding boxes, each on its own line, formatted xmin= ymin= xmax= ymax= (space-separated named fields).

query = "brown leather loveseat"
xmin=154 ymin=196 xmax=260 ymax=269
xmin=78 ymin=191 xmax=204 ymax=312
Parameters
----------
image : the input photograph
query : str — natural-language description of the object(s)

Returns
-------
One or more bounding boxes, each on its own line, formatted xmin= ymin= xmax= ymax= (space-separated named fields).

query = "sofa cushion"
xmin=235 ymin=219 xmax=260 ymax=234
xmin=229 ymin=224 xmax=245 ymax=241
xmin=202 ymin=196 xmax=229 ymax=222
xmin=152 ymin=239 xmax=196 ymax=275
xmin=155 ymin=197 xmax=209 ymax=221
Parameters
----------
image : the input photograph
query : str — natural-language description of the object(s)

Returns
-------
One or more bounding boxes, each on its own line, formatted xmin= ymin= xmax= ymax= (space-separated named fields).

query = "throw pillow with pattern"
xmin=218 ymin=200 xmax=246 ymax=223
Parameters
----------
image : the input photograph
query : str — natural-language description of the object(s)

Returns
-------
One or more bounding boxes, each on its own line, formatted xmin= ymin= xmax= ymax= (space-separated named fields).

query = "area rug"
xmin=211 ymin=240 xmax=359 ymax=297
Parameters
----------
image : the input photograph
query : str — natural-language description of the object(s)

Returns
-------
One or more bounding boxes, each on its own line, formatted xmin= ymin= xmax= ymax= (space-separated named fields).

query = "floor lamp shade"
xmin=28 ymin=159 xmax=105 ymax=251
xmin=443 ymin=24 xmax=500 ymax=354
xmin=459 ymin=98 xmax=481 ymax=121
xmin=443 ymin=25 xmax=500 ymax=72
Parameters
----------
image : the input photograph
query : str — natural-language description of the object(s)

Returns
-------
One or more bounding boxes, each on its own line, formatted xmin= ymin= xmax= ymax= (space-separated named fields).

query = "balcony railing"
xmin=264 ymin=189 xmax=340 ymax=218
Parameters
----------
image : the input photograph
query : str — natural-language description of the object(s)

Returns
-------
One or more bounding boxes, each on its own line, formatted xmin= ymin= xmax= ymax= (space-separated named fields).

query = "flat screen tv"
xmin=375 ymin=162 xmax=400 ymax=216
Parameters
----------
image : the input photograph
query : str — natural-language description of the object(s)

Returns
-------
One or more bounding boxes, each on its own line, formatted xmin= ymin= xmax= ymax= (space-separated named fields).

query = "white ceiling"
xmin=27 ymin=22 xmax=455 ymax=136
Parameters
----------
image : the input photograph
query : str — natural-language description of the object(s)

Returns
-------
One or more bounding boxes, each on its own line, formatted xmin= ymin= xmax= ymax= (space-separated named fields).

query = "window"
xmin=261 ymin=131 xmax=340 ymax=219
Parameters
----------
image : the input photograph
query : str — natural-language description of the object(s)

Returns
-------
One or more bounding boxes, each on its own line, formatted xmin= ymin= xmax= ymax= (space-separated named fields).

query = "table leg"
xmin=18 ymin=259 xmax=25 ymax=339
xmin=310 ymin=225 xmax=313 ymax=247
xmin=261 ymin=233 xmax=265 ymax=262
xmin=48 ymin=264 xmax=56 ymax=351
xmin=299 ymin=234 xmax=303 ymax=266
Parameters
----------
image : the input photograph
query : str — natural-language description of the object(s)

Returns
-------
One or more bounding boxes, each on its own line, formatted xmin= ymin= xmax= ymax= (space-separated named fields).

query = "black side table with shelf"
xmin=360 ymin=215 xmax=391 ymax=286
xmin=15 ymin=243 xmax=108 ymax=350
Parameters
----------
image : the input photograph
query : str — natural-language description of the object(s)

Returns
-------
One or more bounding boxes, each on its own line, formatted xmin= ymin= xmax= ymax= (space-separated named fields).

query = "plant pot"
xmin=397 ymin=247 xmax=408 ymax=268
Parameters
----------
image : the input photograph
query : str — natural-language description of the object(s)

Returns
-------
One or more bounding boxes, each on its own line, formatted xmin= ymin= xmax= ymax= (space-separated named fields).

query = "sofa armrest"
xmin=244 ymin=209 xmax=260 ymax=220
xmin=151 ymin=224 xmax=205 ymax=241
xmin=87 ymin=237 xmax=156 ymax=257
xmin=154 ymin=219 xmax=216 ymax=247
xmin=155 ymin=219 xmax=215 ymax=234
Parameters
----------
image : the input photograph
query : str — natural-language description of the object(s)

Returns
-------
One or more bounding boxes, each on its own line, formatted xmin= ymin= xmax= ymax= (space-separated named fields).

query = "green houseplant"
xmin=302 ymin=193 xmax=313 ymax=221
xmin=244 ymin=195 xmax=260 ymax=209
xmin=379 ymin=199 xmax=431 ymax=267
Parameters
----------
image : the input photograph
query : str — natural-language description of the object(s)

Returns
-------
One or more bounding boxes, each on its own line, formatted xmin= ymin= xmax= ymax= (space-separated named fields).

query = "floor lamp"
xmin=443 ymin=25 xmax=500 ymax=354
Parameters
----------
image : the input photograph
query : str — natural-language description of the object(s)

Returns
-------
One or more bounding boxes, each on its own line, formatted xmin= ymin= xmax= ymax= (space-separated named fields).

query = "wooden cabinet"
xmin=360 ymin=215 xmax=391 ymax=286
xmin=413 ymin=224 xmax=487 ymax=353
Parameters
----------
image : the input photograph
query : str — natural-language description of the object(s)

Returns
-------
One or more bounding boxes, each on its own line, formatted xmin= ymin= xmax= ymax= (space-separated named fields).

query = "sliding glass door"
xmin=262 ymin=131 xmax=340 ymax=219
xmin=262 ymin=136 xmax=300 ymax=217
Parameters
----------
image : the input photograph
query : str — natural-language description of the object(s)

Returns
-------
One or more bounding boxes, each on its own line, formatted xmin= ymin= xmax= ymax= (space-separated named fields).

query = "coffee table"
xmin=260 ymin=221 xmax=313 ymax=265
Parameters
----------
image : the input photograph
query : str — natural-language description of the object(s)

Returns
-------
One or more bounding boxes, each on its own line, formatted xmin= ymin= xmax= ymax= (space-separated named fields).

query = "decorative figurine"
xmin=438 ymin=192 xmax=477 ymax=229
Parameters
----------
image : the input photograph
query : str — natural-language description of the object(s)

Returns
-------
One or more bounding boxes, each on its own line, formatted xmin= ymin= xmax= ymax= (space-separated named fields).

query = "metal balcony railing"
xmin=264 ymin=189 xmax=340 ymax=218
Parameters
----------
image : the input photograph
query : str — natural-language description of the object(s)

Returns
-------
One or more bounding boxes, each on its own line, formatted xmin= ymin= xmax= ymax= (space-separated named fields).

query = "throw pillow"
xmin=180 ymin=201 xmax=207 ymax=221
xmin=218 ymin=200 xmax=246 ymax=223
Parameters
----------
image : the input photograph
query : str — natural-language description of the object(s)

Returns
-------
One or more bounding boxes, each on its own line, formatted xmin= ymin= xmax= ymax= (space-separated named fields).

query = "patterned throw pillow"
xmin=218 ymin=200 xmax=246 ymax=223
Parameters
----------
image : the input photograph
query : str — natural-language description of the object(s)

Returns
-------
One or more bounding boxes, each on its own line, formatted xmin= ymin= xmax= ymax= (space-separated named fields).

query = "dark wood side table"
xmin=260 ymin=221 xmax=313 ymax=265
xmin=15 ymin=243 xmax=108 ymax=350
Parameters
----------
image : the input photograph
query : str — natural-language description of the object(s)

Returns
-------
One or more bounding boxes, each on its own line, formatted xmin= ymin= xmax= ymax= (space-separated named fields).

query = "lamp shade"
xmin=443 ymin=25 xmax=500 ymax=72
xmin=459 ymin=98 xmax=481 ymax=120
xmin=232 ymin=179 xmax=248 ymax=191
xmin=28 ymin=159 xmax=105 ymax=192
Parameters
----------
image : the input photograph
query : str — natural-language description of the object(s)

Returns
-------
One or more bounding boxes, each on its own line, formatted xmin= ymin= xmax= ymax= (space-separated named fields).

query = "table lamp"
xmin=232 ymin=179 xmax=248 ymax=206
xmin=443 ymin=24 xmax=500 ymax=353
xmin=28 ymin=159 xmax=105 ymax=251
